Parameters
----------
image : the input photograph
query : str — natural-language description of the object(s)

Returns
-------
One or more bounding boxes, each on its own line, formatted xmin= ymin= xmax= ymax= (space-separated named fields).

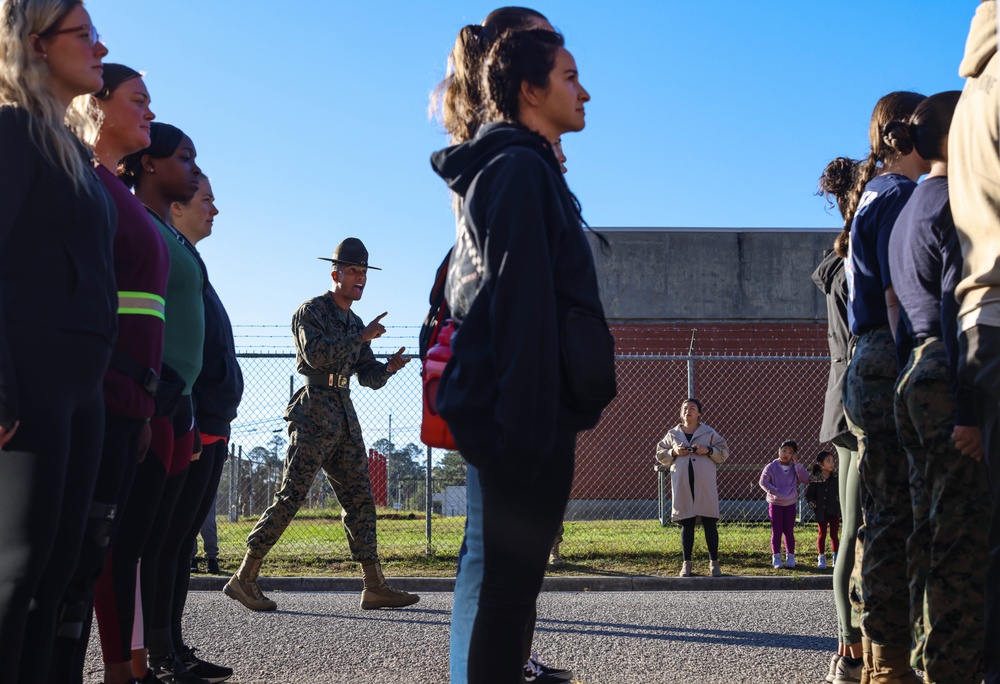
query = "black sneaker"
xmin=177 ymin=646 xmax=233 ymax=683
xmin=190 ymin=557 xmax=200 ymax=574
xmin=206 ymin=558 xmax=221 ymax=575
xmin=523 ymin=654 xmax=571 ymax=683
xmin=148 ymin=652 xmax=210 ymax=684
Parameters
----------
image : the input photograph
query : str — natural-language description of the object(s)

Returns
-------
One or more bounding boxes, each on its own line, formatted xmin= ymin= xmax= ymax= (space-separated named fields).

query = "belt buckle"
xmin=337 ymin=374 xmax=349 ymax=389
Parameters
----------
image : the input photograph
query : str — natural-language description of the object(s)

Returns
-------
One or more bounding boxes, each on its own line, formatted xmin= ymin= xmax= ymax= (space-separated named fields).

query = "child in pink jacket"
xmin=759 ymin=440 xmax=810 ymax=568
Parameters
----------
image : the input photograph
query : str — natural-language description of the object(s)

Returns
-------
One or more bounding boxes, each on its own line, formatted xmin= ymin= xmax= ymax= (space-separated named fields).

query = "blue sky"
xmin=94 ymin=1 xmax=975 ymax=347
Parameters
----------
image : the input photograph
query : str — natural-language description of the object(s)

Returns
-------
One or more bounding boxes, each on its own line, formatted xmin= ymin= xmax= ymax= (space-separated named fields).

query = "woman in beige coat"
xmin=656 ymin=398 xmax=729 ymax=577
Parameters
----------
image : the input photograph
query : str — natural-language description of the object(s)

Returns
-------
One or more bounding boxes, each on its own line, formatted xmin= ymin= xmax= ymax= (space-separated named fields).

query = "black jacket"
xmin=806 ymin=471 xmax=840 ymax=524
xmin=811 ymin=250 xmax=856 ymax=449
xmin=430 ymin=123 xmax=615 ymax=478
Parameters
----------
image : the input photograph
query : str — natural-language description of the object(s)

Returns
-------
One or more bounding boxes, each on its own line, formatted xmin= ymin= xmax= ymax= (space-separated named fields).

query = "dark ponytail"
xmin=817 ymin=91 xmax=924 ymax=254
xmin=429 ymin=7 xmax=549 ymax=144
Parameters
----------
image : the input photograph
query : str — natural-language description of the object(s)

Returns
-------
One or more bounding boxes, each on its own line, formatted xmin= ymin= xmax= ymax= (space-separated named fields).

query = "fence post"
xmin=686 ymin=329 xmax=697 ymax=397
xmin=229 ymin=442 xmax=238 ymax=522
xmin=426 ymin=445 xmax=433 ymax=556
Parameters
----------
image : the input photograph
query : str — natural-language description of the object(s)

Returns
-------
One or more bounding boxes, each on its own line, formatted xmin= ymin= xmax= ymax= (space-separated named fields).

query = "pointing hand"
xmin=362 ymin=312 xmax=388 ymax=341
xmin=387 ymin=347 xmax=410 ymax=374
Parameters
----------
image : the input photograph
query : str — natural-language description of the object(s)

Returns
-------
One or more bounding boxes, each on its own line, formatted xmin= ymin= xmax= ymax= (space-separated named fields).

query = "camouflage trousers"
xmin=895 ymin=338 xmax=989 ymax=682
xmin=843 ymin=327 xmax=911 ymax=647
xmin=245 ymin=416 xmax=379 ymax=563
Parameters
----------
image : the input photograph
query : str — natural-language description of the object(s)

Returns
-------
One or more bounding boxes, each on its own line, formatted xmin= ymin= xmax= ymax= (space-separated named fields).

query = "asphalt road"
xmin=83 ymin=584 xmax=839 ymax=684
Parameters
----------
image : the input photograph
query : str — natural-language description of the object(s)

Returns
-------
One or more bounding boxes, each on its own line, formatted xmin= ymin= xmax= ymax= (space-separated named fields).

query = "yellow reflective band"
xmin=118 ymin=291 xmax=166 ymax=321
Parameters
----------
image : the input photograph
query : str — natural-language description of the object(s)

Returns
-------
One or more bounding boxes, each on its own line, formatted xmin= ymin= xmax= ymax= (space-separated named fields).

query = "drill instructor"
xmin=225 ymin=238 xmax=418 ymax=611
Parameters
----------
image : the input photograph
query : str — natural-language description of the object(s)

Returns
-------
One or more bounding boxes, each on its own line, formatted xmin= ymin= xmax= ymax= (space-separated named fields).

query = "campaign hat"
xmin=317 ymin=237 xmax=381 ymax=270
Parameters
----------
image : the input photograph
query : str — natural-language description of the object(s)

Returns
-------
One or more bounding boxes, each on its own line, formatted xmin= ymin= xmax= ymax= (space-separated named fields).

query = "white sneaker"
xmin=825 ymin=653 xmax=841 ymax=683
xmin=831 ymin=655 xmax=862 ymax=683
xmin=818 ymin=554 xmax=828 ymax=569
xmin=784 ymin=553 xmax=796 ymax=568
xmin=772 ymin=553 xmax=782 ymax=568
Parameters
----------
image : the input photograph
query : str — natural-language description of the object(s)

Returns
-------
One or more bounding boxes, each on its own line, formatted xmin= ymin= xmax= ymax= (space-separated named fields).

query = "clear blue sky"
xmin=94 ymin=1 xmax=974 ymax=346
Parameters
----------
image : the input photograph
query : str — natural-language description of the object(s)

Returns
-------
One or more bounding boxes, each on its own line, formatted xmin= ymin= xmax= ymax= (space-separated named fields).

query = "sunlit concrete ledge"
xmin=189 ymin=574 xmax=832 ymax=593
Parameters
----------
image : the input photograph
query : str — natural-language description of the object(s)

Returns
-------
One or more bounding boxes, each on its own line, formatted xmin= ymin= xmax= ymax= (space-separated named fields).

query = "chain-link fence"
xmin=200 ymin=323 xmax=833 ymax=571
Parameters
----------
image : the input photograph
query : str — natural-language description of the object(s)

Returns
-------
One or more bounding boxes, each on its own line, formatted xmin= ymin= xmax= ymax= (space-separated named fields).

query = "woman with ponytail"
xmin=888 ymin=91 xmax=989 ymax=684
xmin=431 ymin=27 xmax=615 ymax=684
xmin=432 ymin=9 xmax=576 ymax=684
xmin=821 ymin=91 xmax=928 ymax=683
xmin=94 ymin=121 xmax=206 ymax=684
xmin=0 ymin=1 xmax=114 ymax=680
xmin=48 ymin=62 xmax=171 ymax=684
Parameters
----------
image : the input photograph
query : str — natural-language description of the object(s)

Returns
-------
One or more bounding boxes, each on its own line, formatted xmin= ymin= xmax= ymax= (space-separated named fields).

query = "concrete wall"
xmin=588 ymin=229 xmax=839 ymax=322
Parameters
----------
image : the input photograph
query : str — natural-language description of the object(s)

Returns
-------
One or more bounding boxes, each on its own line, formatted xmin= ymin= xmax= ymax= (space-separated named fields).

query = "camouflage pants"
xmin=896 ymin=339 xmax=989 ymax=682
xmin=245 ymin=416 xmax=379 ymax=563
xmin=843 ymin=327 xmax=911 ymax=647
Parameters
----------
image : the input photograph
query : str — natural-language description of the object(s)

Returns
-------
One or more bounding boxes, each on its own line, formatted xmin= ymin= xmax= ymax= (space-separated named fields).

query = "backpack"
xmin=419 ymin=249 xmax=457 ymax=450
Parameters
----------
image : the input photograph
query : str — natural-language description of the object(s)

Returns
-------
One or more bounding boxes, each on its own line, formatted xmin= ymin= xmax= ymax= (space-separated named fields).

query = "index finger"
xmin=395 ymin=347 xmax=406 ymax=356
xmin=374 ymin=312 xmax=388 ymax=323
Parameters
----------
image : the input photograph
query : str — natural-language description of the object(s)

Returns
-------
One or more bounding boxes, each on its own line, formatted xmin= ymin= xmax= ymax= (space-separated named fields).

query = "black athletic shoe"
xmin=148 ymin=652 xmax=210 ymax=684
xmin=190 ymin=557 xmax=200 ymax=574
xmin=177 ymin=646 xmax=233 ymax=683
xmin=206 ymin=558 xmax=221 ymax=575
xmin=523 ymin=654 xmax=572 ymax=683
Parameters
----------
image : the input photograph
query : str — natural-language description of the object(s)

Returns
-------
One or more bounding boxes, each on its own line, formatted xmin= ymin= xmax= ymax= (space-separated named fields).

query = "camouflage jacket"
xmin=283 ymin=292 xmax=391 ymax=438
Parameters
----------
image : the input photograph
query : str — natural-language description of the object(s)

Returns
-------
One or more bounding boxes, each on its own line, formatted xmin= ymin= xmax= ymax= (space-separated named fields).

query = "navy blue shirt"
xmin=887 ymin=176 xmax=975 ymax=425
xmin=846 ymin=174 xmax=917 ymax=335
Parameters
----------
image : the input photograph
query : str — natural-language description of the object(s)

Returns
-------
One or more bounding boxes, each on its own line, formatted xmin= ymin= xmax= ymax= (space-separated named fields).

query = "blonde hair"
xmin=0 ymin=0 xmax=102 ymax=192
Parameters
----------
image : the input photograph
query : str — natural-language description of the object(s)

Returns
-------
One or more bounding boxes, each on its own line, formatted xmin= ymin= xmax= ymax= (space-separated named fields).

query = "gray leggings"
xmin=834 ymin=444 xmax=862 ymax=646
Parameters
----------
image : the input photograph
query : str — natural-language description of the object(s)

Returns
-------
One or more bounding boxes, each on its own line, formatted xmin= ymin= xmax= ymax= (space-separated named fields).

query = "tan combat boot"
xmin=860 ymin=636 xmax=873 ymax=684
xmin=360 ymin=561 xmax=419 ymax=610
xmin=548 ymin=540 xmax=566 ymax=569
xmin=223 ymin=552 xmax=277 ymax=611
xmin=679 ymin=561 xmax=692 ymax=577
xmin=868 ymin=641 xmax=919 ymax=683
xmin=709 ymin=560 xmax=722 ymax=577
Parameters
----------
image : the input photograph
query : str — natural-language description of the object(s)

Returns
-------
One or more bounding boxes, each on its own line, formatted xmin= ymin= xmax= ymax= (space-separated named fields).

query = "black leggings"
xmin=451 ymin=427 xmax=575 ymax=684
xmin=148 ymin=437 xmax=228 ymax=657
xmin=679 ymin=516 xmax=719 ymax=561
xmin=0 ymin=326 xmax=110 ymax=684
xmin=49 ymin=415 xmax=144 ymax=684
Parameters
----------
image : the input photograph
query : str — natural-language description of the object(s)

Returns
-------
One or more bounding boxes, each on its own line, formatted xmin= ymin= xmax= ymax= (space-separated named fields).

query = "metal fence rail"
xmin=199 ymin=326 xmax=832 ymax=569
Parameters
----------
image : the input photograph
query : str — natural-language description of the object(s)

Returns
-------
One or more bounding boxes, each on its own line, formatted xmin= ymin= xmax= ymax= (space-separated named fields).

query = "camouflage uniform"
xmin=246 ymin=292 xmax=392 ymax=563
xmin=895 ymin=338 xmax=989 ymax=681
xmin=843 ymin=326 xmax=911 ymax=647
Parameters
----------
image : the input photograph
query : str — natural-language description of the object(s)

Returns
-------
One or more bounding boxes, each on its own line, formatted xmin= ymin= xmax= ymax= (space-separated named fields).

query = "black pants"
xmin=960 ymin=325 xmax=1000 ymax=684
xmin=679 ymin=516 xmax=719 ymax=561
xmin=148 ymin=437 xmax=228 ymax=657
xmin=0 ymin=326 xmax=110 ymax=684
xmin=49 ymin=414 xmax=144 ymax=684
xmin=451 ymin=427 xmax=576 ymax=684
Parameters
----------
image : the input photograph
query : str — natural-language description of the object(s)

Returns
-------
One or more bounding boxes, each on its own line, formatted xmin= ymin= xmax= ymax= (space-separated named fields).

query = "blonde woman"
xmin=0 ymin=0 xmax=114 ymax=681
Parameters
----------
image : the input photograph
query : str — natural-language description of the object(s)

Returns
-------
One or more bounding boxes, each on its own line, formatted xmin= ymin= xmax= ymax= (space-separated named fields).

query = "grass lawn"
xmin=205 ymin=513 xmax=836 ymax=578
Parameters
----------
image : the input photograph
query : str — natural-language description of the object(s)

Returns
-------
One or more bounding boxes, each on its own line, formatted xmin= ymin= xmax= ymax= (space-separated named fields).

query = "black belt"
xmin=110 ymin=350 xmax=159 ymax=397
xmin=303 ymin=373 xmax=350 ymax=389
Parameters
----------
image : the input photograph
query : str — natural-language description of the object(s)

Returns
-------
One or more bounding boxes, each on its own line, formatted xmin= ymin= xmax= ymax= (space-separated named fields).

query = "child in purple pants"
xmin=759 ymin=440 xmax=810 ymax=568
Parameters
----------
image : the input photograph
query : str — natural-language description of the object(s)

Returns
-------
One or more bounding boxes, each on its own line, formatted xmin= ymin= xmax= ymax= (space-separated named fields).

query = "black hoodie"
xmin=811 ymin=250 xmax=855 ymax=448
xmin=430 ymin=122 xmax=615 ymax=478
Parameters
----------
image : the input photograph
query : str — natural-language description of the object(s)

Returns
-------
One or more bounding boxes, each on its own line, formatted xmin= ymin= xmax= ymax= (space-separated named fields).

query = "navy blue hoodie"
xmin=430 ymin=122 xmax=615 ymax=478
